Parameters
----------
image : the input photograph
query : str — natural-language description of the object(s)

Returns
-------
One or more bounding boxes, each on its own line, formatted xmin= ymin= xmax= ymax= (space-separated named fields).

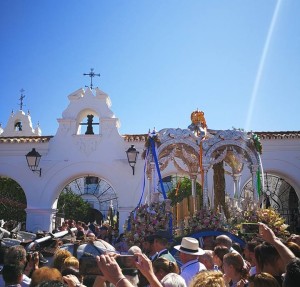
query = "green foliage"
xmin=0 ymin=177 xmax=26 ymax=222
xmin=57 ymin=188 xmax=90 ymax=222
xmin=252 ymin=133 xmax=262 ymax=154
xmin=167 ymin=177 xmax=202 ymax=206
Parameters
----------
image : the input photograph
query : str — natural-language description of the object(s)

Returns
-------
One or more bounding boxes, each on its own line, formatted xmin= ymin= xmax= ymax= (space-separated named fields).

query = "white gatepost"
xmin=26 ymin=208 xmax=57 ymax=232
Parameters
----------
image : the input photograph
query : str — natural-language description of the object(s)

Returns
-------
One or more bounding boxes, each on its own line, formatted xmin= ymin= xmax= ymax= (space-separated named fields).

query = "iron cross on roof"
xmin=83 ymin=68 xmax=100 ymax=89
xmin=19 ymin=89 xmax=26 ymax=111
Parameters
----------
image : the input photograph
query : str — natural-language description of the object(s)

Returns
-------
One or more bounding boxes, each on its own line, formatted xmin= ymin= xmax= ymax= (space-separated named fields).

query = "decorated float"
xmin=124 ymin=110 xmax=289 ymax=246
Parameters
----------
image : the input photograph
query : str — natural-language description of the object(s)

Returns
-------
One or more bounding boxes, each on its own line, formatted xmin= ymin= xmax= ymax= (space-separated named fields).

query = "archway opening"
xmin=241 ymin=173 xmax=300 ymax=233
xmin=0 ymin=176 xmax=27 ymax=226
xmin=57 ymin=176 xmax=118 ymax=228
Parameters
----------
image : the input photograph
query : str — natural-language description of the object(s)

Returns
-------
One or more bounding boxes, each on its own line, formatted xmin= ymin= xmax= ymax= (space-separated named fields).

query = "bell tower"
xmin=0 ymin=89 xmax=41 ymax=137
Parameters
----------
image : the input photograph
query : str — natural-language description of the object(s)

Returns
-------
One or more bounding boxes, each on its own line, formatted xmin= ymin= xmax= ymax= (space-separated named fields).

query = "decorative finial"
xmin=19 ymin=89 xmax=26 ymax=111
xmin=83 ymin=68 xmax=100 ymax=89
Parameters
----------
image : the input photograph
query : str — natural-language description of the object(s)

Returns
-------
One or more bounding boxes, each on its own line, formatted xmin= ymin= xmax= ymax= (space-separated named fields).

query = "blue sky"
xmin=0 ymin=0 xmax=299 ymax=136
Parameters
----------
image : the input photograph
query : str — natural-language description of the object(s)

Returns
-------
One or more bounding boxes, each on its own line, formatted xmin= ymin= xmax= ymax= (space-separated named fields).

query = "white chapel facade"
xmin=0 ymin=86 xmax=299 ymax=233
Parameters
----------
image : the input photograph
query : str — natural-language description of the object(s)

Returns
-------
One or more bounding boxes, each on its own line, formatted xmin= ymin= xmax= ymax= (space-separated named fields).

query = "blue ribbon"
xmin=150 ymin=137 xmax=167 ymax=199
xmin=137 ymin=147 xmax=150 ymax=207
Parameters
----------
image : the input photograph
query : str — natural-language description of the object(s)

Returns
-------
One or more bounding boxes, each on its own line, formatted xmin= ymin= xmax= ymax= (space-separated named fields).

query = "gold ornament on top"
xmin=190 ymin=109 xmax=207 ymax=129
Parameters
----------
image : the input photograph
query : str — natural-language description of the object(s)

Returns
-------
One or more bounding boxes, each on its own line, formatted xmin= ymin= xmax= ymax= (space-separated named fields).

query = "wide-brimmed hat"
xmin=174 ymin=237 xmax=205 ymax=255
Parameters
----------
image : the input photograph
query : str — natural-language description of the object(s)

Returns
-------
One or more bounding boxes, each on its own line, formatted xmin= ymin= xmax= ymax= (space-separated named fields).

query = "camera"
xmin=26 ymin=251 xmax=38 ymax=262
xmin=116 ymin=255 xmax=136 ymax=270
xmin=79 ymin=254 xmax=137 ymax=276
xmin=240 ymin=223 xmax=259 ymax=234
xmin=79 ymin=254 xmax=103 ymax=276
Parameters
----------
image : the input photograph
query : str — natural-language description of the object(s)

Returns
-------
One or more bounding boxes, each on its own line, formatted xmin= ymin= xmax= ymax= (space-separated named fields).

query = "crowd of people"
xmin=0 ymin=220 xmax=300 ymax=287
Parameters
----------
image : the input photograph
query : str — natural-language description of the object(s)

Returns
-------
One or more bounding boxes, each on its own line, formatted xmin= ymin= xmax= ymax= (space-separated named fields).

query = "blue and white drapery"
xmin=131 ymin=131 xmax=172 ymax=232
xmin=149 ymin=135 xmax=167 ymax=200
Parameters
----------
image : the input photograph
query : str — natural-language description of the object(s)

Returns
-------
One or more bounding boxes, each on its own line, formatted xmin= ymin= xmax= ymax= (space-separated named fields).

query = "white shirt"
xmin=180 ymin=259 xmax=206 ymax=286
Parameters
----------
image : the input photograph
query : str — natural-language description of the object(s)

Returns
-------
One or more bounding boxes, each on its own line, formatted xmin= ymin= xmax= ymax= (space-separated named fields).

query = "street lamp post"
xmin=25 ymin=148 xmax=42 ymax=176
xmin=126 ymin=145 xmax=139 ymax=175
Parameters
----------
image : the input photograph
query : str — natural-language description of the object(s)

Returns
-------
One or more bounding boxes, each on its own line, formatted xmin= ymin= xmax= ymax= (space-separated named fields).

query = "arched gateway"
xmin=0 ymin=85 xmax=299 ymax=233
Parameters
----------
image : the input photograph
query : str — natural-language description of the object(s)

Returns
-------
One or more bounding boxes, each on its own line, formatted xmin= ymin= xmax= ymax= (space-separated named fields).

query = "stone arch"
xmin=146 ymin=129 xmax=262 ymax=207
xmin=204 ymin=139 xmax=258 ymax=168
xmin=141 ymin=129 xmax=201 ymax=208
xmin=157 ymin=128 xmax=200 ymax=175
xmin=48 ymin=173 xmax=117 ymax=230
xmin=241 ymin=172 xmax=300 ymax=232
xmin=0 ymin=176 xmax=27 ymax=223
xmin=37 ymin=161 xmax=117 ymax=206
xmin=202 ymin=130 xmax=261 ymax=207
xmin=61 ymin=175 xmax=118 ymax=212
xmin=261 ymin=161 xmax=300 ymax=200
xmin=23 ymin=160 xmax=121 ymax=232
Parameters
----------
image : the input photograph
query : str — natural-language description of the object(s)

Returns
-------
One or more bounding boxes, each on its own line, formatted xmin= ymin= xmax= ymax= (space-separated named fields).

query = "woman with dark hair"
xmin=285 ymin=241 xmax=300 ymax=258
xmin=223 ymin=252 xmax=249 ymax=287
xmin=152 ymin=257 xmax=180 ymax=281
xmin=213 ymin=245 xmax=230 ymax=272
xmin=255 ymin=222 xmax=295 ymax=287
xmin=254 ymin=242 xmax=285 ymax=286
xmin=248 ymin=273 xmax=280 ymax=287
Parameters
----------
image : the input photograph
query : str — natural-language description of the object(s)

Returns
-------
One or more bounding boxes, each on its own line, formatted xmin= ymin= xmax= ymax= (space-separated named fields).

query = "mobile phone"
xmin=116 ymin=255 xmax=136 ymax=270
xmin=79 ymin=255 xmax=103 ymax=276
xmin=241 ymin=223 xmax=259 ymax=234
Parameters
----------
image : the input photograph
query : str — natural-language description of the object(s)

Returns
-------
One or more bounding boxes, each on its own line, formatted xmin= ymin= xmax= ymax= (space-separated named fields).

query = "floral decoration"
xmin=185 ymin=208 xmax=226 ymax=234
xmin=123 ymin=201 xmax=172 ymax=247
xmin=124 ymin=199 xmax=289 ymax=247
xmin=226 ymin=207 xmax=289 ymax=239
xmin=181 ymin=206 xmax=289 ymax=240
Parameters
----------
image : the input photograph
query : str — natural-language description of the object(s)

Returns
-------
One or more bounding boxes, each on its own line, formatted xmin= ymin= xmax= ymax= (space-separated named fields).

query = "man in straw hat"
xmin=174 ymin=237 xmax=206 ymax=286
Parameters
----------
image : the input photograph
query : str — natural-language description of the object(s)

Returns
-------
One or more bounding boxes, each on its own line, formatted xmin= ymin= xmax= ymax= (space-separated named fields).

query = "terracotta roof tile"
xmin=255 ymin=131 xmax=300 ymax=139
xmin=0 ymin=136 xmax=53 ymax=143
xmin=1 ymin=131 xmax=299 ymax=144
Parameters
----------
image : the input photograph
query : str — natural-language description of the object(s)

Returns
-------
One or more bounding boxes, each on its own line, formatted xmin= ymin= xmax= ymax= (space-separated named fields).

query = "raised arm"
xmin=95 ymin=254 xmax=133 ymax=287
xmin=259 ymin=222 xmax=295 ymax=266
xmin=135 ymin=253 xmax=163 ymax=287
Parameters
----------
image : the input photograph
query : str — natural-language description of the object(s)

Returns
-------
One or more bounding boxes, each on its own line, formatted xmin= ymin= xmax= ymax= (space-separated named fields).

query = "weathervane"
xmin=19 ymin=89 xmax=26 ymax=111
xmin=83 ymin=68 xmax=100 ymax=89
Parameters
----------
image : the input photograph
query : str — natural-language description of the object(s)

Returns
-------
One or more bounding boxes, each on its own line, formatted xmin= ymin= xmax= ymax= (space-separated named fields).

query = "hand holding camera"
xmin=96 ymin=254 xmax=130 ymax=286
xmin=79 ymin=253 xmax=137 ymax=277
xmin=26 ymin=251 xmax=39 ymax=266
xmin=24 ymin=251 xmax=39 ymax=277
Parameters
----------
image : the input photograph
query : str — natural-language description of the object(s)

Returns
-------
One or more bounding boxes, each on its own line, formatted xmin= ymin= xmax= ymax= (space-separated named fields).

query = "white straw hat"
xmin=174 ymin=237 xmax=205 ymax=255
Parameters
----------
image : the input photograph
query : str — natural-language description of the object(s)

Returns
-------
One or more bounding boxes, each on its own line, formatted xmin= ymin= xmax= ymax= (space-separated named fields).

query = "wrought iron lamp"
xmin=26 ymin=148 xmax=42 ymax=176
xmin=126 ymin=145 xmax=139 ymax=175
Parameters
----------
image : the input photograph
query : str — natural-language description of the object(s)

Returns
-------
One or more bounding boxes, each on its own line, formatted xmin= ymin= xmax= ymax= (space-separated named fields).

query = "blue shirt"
xmin=180 ymin=259 xmax=206 ymax=286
